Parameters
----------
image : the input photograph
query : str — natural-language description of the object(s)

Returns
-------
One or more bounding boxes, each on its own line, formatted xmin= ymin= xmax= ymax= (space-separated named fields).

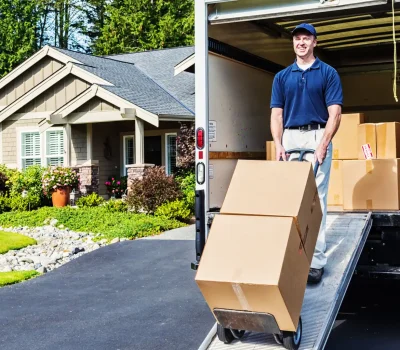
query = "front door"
xmin=144 ymin=136 xmax=162 ymax=166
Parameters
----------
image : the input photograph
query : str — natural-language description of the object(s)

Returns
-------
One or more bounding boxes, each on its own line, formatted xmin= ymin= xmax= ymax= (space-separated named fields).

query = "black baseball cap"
xmin=292 ymin=23 xmax=317 ymax=38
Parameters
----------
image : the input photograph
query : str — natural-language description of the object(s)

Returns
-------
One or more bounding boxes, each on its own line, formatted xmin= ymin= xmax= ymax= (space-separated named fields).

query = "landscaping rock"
xmin=50 ymin=219 xmax=58 ymax=227
xmin=110 ymin=238 xmax=120 ymax=244
xmin=1 ymin=265 xmax=12 ymax=272
xmin=37 ymin=266 xmax=47 ymax=274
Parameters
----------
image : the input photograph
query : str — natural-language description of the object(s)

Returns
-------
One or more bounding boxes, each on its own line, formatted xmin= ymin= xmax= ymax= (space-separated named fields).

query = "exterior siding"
xmin=0 ymin=57 xmax=64 ymax=107
xmin=76 ymin=97 xmax=119 ymax=112
xmin=2 ymin=118 xmax=43 ymax=166
xmin=20 ymin=76 xmax=90 ymax=113
xmin=71 ymin=124 xmax=87 ymax=163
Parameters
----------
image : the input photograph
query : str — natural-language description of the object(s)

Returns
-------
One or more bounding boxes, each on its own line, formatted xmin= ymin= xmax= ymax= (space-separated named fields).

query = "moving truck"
xmin=189 ymin=1 xmax=400 ymax=349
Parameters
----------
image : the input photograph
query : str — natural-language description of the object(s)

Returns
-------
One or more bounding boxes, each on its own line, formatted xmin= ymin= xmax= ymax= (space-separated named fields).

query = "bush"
xmin=155 ymin=199 xmax=192 ymax=222
xmin=9 ymin=165 xmax=46 ymax=201
xmin=0 ymin=195 xmax=11 ymax=214
xmin=105 ymin=176 xmax=127 ymax=198
xmin=76 ymin=193 xmax=105 ymax=207
xmin=102 ymin=199 xmax=128 ymax=212
xmin=0 ymin=172 xmax=8 ymax=194
xmin=42 ymin=166 xmax=79 ymax=195
xmin=175 ymin=171 xmax=195 ymax=214
xmin=127 ymin=166 xmax=182 ymax=214
xmin=10 ymin=193 xmax=41 ymax=212
xmin=0 ymin=165 xmax=19 ymax=193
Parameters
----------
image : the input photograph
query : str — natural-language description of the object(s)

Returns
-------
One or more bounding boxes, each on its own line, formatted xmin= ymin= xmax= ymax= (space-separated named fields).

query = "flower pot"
xmin=52 ymin=187 xmax=71 ymax=208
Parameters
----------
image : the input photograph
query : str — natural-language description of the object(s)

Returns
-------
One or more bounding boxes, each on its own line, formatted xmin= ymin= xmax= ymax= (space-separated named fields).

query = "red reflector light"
xmin=196 ymin=128 xmax=205 ymax=149
xmin=199 ymin=151 xmax=203 ymax=159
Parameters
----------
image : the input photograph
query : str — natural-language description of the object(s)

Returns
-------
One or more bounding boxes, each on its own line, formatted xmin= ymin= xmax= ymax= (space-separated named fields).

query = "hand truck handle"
xmin=282 ymin=148 xmax=319 ymax=177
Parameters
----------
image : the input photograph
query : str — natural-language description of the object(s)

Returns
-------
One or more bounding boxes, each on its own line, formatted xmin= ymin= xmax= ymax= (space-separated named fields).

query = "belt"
xmin=286 ymin=123 xmax=326 ymax=131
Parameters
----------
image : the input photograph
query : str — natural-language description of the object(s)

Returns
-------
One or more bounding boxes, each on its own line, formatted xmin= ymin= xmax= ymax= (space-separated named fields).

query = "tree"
xmin=92 ymin=0 xmax=194 ymax=55
xmin=176 ymin=122 xmax=195 ymax=171
xmin=81 ymin=0 xmax=108 ymax=53
xmin=0 ymin=0 xmax=43 ymax=77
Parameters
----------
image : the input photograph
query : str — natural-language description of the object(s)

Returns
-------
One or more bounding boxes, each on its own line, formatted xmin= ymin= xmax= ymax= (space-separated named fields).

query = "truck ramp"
xmin=203 ymin=212 xmax=372 ymax=350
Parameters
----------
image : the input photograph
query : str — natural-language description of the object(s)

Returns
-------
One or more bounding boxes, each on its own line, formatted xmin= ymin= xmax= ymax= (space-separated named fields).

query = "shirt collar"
xmin=292 ymin=57 xmax=321 ymax=72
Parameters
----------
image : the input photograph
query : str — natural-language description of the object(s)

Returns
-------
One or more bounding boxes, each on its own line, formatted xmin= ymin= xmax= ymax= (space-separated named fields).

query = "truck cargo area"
xmin=202 ymin=212 xmax=372 ymax=350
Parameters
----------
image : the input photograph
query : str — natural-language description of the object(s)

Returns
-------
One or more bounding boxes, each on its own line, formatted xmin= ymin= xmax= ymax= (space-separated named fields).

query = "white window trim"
xmin=165 ymin=133 xmax=177 ymax=175
xmin=17 ymin=126 xmax=66 ymax=170
xmin=123 ymin=135 xmax=135 ymax=176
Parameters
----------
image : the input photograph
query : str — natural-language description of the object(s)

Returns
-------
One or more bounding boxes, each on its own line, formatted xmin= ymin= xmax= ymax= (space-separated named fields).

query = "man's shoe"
xmin=307 ymin=267 xmax=324 ymax=284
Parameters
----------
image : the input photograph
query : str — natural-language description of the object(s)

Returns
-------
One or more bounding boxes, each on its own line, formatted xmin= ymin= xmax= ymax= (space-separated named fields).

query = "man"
xmin=270 ymin=23 xmax=343 ymax=284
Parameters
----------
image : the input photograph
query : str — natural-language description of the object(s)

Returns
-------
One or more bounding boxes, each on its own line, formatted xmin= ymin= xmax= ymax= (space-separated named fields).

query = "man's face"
xmin=293 ymin=31 xmax=317 ymax=58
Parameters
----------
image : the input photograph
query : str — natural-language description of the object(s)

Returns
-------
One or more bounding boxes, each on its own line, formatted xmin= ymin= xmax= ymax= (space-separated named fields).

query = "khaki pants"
xmin=282 ymin=128 xmax=332 ymax=269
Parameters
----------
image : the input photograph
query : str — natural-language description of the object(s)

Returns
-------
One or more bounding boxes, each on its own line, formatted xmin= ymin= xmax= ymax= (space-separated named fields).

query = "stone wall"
xmin=72 ymin=162 xmax=99 ymax=199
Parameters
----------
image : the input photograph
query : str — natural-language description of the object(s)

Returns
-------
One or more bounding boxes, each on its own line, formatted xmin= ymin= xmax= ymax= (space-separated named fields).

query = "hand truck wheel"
xmin=217 ymin=324 xmax=245 ymax=344
xmin=282 ymin=316 xmax=302 ymax=350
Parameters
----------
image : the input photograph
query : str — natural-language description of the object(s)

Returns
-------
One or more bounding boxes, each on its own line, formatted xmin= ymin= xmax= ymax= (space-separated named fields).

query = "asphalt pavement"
xmin=0 ymin=226 xmax=215 ymax=350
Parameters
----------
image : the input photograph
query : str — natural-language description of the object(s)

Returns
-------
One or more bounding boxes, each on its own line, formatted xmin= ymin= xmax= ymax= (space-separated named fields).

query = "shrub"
xmin=0 ymin=195 xmax=11 ymax=214
xmin=175 ymin=171 xmax=195 ymax=214
xmin=177 ymin=122 xmax=195 ymax=170
xmin=10 ymin=193 xmax=41 ymax=212
xmin=155 ymin=199 xmax=192 ymax=222
xmin=0 ymin=165 xmax=19 ymax=192
xmin=76 ymin=193 xmax=105 ymax=207
xmin=127 ymin=166 xmax=182 ymax=214
xmin=102 ymin=199 xmax=128 ymax=212
xmin=0 ymin=172 xmax=8 ymax=194
xmin=42 ymin=166 xmax=79 ymax=196
xmin=105 ymin=176 xmax=127 ymax=198
xmin=9 ymin=165 xmax=45 ymax=200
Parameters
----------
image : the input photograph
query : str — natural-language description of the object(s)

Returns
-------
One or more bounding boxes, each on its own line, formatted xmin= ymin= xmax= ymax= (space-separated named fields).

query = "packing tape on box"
xmin=366 ymin=160 xmax=373 ymax=173
xmin=232 ymin=283 xmax=251 ymax=310
xmin=334 ymin=194 xmax=340 ymax=205
xmin=333 ymin=149 xmax=339 ymax=159
xmin=366 ymin=125 xmax=376 ymax=157
xmin=367 ymin=199 xmax=373 ymax=210
xmin=333 ymin=161 xmax=339 ymax=170
xmin=379 ymin=123 xmax=387 ymax=158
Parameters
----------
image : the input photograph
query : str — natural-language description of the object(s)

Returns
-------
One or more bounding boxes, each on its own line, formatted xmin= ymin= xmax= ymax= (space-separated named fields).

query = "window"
xmin=46 ymin=129 xmax=64 ymax=166
xmin=19 ymin=127 xmax=65 ymax=170
xmin=165 ymin=133 xmax=177 ymax=175
xmin=21 ymin=132 xmax=41 ymax=169
xmin=123 ymin=136 xmax=135 ymax=175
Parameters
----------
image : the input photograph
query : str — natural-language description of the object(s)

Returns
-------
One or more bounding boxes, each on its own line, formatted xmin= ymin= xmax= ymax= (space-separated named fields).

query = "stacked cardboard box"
xmin=195 ymin=160 xmax=322 ymax=332
xmin=328 ymin=116 xmax=400 ymax=210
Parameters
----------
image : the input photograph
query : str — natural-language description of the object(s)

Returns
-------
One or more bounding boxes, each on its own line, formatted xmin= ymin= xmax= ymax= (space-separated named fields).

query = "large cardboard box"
xmin=220 ymin=160 xmax=322 ymax=264
xmin=343 ymin=159 xmax=400 ymax=210
xmin=376 ymin=122 xmax=400 ymax=159
xmin=333 ymin=113 xmax=365 ymax=159
xmin=328 ymin=160 xmax=343 ymax=206
xmin=357 ymin=123 xmax=377 ymax=159
xmin=195 ymin=214 xmax=309 ymax=332
xmin=266 ymin=141 xmax=276 ymax=161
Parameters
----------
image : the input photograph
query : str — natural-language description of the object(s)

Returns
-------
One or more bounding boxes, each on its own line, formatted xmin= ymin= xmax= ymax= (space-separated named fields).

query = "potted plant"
xmin=42 ymin=166 xmax=79 ymax=207
xmin=105 ymin=176 xmax=127 ymax=199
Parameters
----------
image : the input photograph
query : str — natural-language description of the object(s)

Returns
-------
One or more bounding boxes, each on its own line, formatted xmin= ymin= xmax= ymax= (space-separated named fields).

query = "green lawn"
xmin=0 ymin=271 xmax=39 ymax=287
xmin=0 ymin=230 xmax=37 ymax=254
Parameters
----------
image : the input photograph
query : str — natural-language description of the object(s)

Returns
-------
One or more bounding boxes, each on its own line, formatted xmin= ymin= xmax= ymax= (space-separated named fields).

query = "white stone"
xmin=50 ymin=219 xmax=58 ymax=227
xmin=110 ymin=238 xmax=120 ymax=244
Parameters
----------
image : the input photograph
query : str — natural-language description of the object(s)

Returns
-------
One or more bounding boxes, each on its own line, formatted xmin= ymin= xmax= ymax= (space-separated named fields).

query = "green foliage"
xmin=0 ymin=196 xmax=11 ymax=214
xmin=10 ymin=194 xmax=41 ymax=212
xmin=155 ymin=199 xmax=191 ymax=222
xmin=76 ymin=193 xmax=105 ymax=207
xmin=175 ymin=170 xmax=195 ymax=214
xmin=0 ymin=165 xmax=19 ymax=193
xmin=41 ymin=166 xmax=79 ymax=195
xmin=0 ymin=270 xmax=39 ymax=287
xmin=0 ymin=0 xmax=42 ymax=77
xmin=0 ymin=206 xmax=185 ymax=240
xmin=101 ymin=199 xmax=128 ymax=212
xmin=127 ymin=166 xmax=182 ymax=214
xmin=0 ymin=230 xmax=37 ymax=254
xmin=93 ymin=0 xmax=194 ymax=55
xmin=105 ymin=176 xmax=127 ymax=198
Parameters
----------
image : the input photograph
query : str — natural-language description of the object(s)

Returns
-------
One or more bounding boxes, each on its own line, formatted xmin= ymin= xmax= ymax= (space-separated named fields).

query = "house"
xmin=0 ymin=45 xmax=195 ymax=197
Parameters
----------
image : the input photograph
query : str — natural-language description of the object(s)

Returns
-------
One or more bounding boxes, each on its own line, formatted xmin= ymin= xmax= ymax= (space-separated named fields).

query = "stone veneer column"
xmin=126 ymin=164 xmax=154 ymax=193
xmin=75 ymin=160 xmax=100 ymax=197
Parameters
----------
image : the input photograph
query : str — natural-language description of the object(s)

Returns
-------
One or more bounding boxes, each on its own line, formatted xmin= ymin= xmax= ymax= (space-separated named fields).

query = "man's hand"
xmin=276 ymin=144 xmax=287 ymax=161
xmin=315 ymin=143 xmax=328 ymax=164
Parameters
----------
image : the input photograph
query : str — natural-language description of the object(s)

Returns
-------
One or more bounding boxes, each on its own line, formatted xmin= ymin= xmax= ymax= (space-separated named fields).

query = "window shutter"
xmin=167 ymin=135 xmax=177 ymax=175
xmin=46 ymin=130 xmax=64 ymax=166
xmin=21 ymin=132 xmax=41 ymax=169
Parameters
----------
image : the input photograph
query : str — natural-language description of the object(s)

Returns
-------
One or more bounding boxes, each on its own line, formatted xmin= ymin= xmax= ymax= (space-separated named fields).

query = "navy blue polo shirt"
xmin=270 ymin=57 xmax=343 ymax=128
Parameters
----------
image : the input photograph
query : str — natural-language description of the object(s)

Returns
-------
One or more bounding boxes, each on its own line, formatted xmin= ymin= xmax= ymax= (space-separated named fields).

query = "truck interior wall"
xmin=208 ymin=53 xmax=273 ymax=209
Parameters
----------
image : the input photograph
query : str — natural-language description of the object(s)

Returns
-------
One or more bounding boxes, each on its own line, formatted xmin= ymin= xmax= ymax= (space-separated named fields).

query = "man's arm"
xmin=270 ymin=107 xmax=287 ymax=160
xmin=315 ymin=104 xmax=342 ymax=164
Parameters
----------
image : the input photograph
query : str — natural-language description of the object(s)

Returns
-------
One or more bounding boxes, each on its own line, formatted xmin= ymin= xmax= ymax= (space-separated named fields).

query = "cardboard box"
xmin=266 ymin=141 xmax=276 ymax=161
xmin=328 ymin=160 xmax=343 ymax=206
xmin=333 ymin=113 xmax=365 ymax=159
xmin=195 ymin=214 xmax=309 ymax=332
xmin=220 ymin=160 xmax=322 ymax=264
xmin=376 ymin=122 xmax=400 ymax=159
xmin=343 ymin=159 xmax=400 ymax=210
xmin=357 ymin=123 xmax=377 ymax=159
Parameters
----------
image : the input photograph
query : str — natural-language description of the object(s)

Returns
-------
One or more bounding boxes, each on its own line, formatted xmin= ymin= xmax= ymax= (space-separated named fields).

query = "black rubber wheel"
xmin=217 ymin=324 xmax=234 ymax=344
xmin=231 ymin=329 xmax=245 ymax=339
xmin=282 ymin=317 xmax=302 ymax=350
xmin=273 ymin=333 xmax=283 ymax=345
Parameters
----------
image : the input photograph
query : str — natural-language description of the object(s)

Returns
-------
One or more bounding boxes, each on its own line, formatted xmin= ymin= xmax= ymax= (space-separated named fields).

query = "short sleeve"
xmin=270 ymin=74 xmax=284 ymax=109
xmin=325 ymin=69 xmax=343 ymax=107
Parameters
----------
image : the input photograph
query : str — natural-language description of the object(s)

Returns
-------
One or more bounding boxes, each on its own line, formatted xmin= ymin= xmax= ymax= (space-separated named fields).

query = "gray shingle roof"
xmin=104 ymin=47 xmax=195 ymax=113
xmin=53 ymin=47 xmax=194 ymax=118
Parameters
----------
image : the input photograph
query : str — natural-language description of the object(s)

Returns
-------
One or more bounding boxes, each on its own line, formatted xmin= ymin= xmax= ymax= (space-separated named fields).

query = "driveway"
xmin=0 ymin=225 xmax=215 ymax=350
